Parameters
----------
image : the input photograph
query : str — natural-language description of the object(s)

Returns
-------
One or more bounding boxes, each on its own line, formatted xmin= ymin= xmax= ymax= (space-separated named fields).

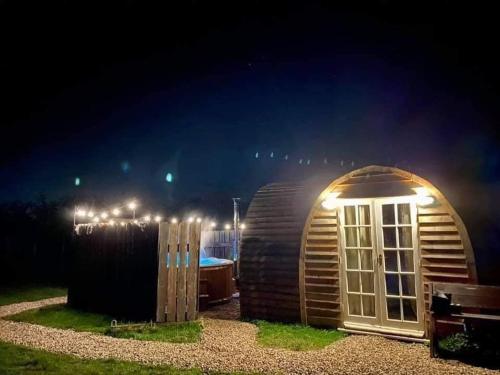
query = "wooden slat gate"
xmin=156 ymin=221 xmax=201 ymax=322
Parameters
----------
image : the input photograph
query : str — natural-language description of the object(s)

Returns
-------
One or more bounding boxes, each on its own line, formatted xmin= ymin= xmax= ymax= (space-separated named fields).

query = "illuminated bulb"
xmin=92 ymin=217 xmax=99 ymax=223
xmin=188 ymin=217 xmax=194 ymax=223
xmin=413 ymin=187 xmax=430 ymax=197
xmin=76 ymin=209 xmax=87 ymax=217
xmin=171 ymin=217 xmax=178 ymax=224
xmin=154 ymin=215 xmax=161 ymax=223
xmin=87 ymin=211 xmax=95 ymax=218
xmin=112 ymin=208 xmax=121 ymax=216
xmin=133 ymin=219 xmax=139 ymax=224
xmin=127 ymin=201 xmax=137 ymax=210
xmin=101 ymin=212 xmax=108 ymax=219
xmin=143 ymin=215 xmax=151 ymax=222
xmin=196 ymin=217 xmax=202 ymax=223
xmin=321 ymin=200 xmax=336 ymax=210
xmin=120 ymin=222 xmax=125 ymax=226
xmin=210 ymin=222 xmax=216 ymax=228
xmin=321 ymin=191 xmax=341 ymax=210
xmin=109 ymin=219 xmax=115 ymax=226
xmin=224 ymin=223 xmax=231 ymax=230
xmin=416 ymin=195 xmax=435 ymax=206
xmin=240 ymin=223 xmax=246 ymax=229
xmin=413 ymin=187 xmax=434 ymax=206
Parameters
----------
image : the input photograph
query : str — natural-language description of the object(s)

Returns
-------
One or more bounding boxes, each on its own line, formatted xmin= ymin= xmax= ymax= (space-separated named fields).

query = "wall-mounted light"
xmin=171 ymin=217 xmax=178 ymax=224
xmin=321 ymin=192 xmax=341 ymax=210
xmin=239 ymin=223 xmax=246 ymax=230
xmin=154 ymin=215 xmax=162 ymax=223
xmin=413 ymin=187 xmax=435 ymax=206
xmin=224 ymin=223 xmax=231 ymax=230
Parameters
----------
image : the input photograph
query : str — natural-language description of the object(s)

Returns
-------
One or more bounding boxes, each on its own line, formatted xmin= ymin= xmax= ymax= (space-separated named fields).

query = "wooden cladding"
xmin=156 ymin=221 xmax=201 ymax=323
xmin=302 ymin=210 xmax=341 ymax=326
xmin=240 ymin=182 xmax=315 ymax=323
xmin=244 ymin=165 xmax=477 ymax=338
xmin=299 ymin=165 xmax=477 ymax=337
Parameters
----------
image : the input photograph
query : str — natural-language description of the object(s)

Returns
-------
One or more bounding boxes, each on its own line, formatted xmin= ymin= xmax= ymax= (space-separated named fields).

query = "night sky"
xmin=1 ymin=1 xmax=499 ymax=224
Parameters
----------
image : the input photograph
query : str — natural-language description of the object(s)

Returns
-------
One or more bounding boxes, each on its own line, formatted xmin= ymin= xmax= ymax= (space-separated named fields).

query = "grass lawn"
xmin=0 ymin=285 xmax=67 ymax=306
xmin=0 ymin=341 xmax=205 ymax=374
xmin=254 ymin=320 xmax=346 ymax=351
xmin=7 ymin=304 xmax=202 ymax=343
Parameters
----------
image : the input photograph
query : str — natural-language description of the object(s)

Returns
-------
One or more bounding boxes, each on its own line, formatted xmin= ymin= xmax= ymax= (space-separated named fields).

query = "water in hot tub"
xmin=168 ymin=248 xmax=233 ymax=267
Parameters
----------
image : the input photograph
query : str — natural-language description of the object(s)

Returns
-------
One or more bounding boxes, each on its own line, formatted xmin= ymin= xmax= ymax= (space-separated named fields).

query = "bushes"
xmin=438 ymin=330 xmax=500 ymax=368
xmin=438 ymin=333 xmax=480 ymax=356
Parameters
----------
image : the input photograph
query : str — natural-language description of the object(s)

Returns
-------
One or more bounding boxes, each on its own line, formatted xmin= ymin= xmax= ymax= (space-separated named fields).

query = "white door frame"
xmin=338 ymin=199 xmax=379 ymax=326
xmin=338 ymin=196 xmax=425 ymax=337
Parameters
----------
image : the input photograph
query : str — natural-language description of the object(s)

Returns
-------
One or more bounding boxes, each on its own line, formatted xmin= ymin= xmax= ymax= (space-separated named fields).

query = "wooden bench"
xmin=429 ymin=282 xmax=500 ymax=357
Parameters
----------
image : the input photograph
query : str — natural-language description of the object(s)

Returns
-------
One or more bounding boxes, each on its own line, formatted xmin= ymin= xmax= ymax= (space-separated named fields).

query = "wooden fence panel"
xmin=166 ymin=224 xmax=179 ymax=322
xmin=187 ymin=223 xmax=201 ymax=320
xmin=176 ymin=222 xmax=189 ymax=322
xmin=156 ymin=221 xmax=201 ymax=323
xmin=201 ymin=229 xmax=238 ymax=259
xmin=156 ymin=222 xmax=170 ymax=322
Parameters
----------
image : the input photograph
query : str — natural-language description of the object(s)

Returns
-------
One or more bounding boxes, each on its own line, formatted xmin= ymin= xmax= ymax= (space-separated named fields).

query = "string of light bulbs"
xmin=73 ymin=199 xmax=245 ymax=230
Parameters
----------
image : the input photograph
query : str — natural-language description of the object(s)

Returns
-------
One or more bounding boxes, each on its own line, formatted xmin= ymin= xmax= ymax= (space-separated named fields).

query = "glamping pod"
xmin=240 ymin=165 xmax=478 ymax=338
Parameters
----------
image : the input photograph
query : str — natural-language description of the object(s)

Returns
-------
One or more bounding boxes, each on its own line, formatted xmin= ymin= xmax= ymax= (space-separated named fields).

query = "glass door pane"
xmin=341 ymin=203 xmax=377 ymax=321
xmin=378 ymin=201 xmax=420 ymax=327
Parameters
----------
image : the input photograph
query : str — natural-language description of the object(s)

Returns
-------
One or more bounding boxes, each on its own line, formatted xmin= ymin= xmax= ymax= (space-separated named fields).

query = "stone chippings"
xmin=0 ymin=297 xmax=497 ymax=375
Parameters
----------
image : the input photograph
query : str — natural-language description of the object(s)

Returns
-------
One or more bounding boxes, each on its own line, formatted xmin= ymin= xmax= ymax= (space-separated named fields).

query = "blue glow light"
xmin=74 ymin=177 xmax=80 ymax=186
xmin=165 ymin=172 xmax=173 ymax=183
xmin=120 ymin=161 xmax=130 ymax=173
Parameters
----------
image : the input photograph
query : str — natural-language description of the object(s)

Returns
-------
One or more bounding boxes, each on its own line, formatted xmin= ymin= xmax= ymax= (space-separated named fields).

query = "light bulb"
xmin=128 ymin=201 xmax=137 ymax=210
xmin=321 ymin=191 xmax=341 ymax=210
xmin=154 ymin=215 xmax=162 ymax=223
xmin=101 ymin=212 xmax=108 ymax=219
xmin=196 ymin=217 xmax=202 ymax=223
xmin=112 ymin=208 xmax=121 ymax=216
xmin=224 ymin=223 xmax=231 ymax=230
xmin=87 ymin=211 xmax=95 ymax=218
xmin=416 ymin=195 xmax=435 ymax=206
xmin=188 ymin=217 xmax=194 ymax=223
xmin=171 ymin=217 xmax=178 ymax=224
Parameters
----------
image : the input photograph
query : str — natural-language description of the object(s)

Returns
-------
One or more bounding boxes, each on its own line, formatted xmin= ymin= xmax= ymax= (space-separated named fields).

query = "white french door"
xmin=339 ymin=197 xmax=424 ymax=336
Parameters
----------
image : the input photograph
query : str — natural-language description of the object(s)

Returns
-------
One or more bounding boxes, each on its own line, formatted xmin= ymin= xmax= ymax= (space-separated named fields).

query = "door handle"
xmin=378 ymin=254 xmax=383 ymax=266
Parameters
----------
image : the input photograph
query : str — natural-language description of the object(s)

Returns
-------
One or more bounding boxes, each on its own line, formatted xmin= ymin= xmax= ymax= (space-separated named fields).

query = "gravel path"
xmin=0 ymin=297 xmax=497 ymax=375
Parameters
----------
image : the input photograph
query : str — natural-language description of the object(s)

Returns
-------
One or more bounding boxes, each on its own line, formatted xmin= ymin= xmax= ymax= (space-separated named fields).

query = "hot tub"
xmin=199 ymin=257 xmax=234 ymax=306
